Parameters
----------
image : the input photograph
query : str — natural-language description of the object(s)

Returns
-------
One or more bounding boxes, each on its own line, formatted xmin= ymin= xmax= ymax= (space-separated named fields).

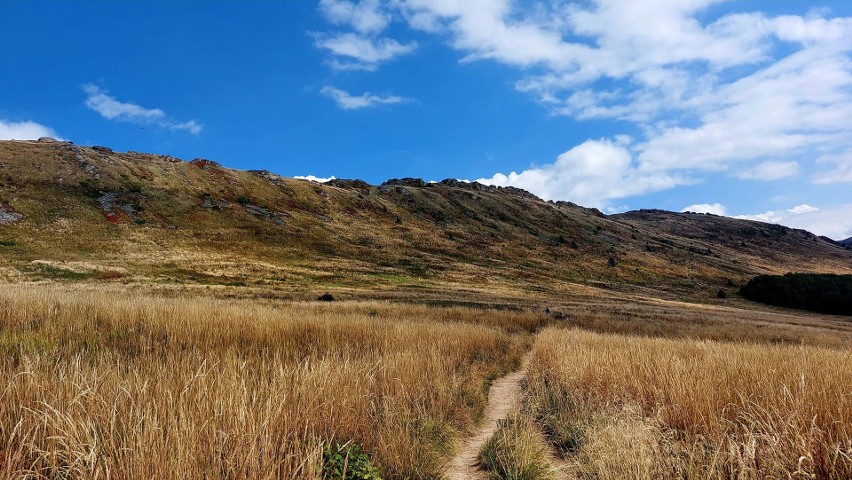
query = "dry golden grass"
xmin=0 ymin=286 xmax=544 ymax=479
xmin=527 ymin=328 xmax=852 ymax=479
xmin=479 ymin=412 xmax=556 ymax=480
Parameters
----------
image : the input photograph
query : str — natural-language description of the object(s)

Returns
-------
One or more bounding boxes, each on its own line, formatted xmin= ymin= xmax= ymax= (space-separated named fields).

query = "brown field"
xmin=0 ymin=286 xmax=542 ymax=478
xmin=1 ymin=284 xmax=851 ymax=479
xmin=527 ymin=328 xmax=852 ymax=479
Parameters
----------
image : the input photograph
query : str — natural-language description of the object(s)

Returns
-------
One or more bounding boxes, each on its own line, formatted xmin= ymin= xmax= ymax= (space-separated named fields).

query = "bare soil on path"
xmin=443 ymin=357 xmax=529 ymax=479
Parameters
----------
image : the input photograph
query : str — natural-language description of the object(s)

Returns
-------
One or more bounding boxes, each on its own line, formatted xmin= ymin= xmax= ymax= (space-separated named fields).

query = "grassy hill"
xmin=1 ymin=138 xmax=850 ymax=302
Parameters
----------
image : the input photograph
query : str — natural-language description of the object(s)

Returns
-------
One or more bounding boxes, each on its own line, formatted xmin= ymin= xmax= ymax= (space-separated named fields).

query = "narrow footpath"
xmin=443 ymin=357 xmax=529 ymax=479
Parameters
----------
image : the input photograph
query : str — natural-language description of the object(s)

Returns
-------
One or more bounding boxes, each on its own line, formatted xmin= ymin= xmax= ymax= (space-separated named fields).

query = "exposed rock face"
xmin=37 ymin=137 xmax=58 ymax=143
xmin=0 ymin=202 xmax=23 ymax=224
xmin=382 ymin=178 xmax=427 ymax=188
xmin=325 ymin=179 xmax=371 ymax=190
xmin=189 ymin=158 xmax=221 ymax=170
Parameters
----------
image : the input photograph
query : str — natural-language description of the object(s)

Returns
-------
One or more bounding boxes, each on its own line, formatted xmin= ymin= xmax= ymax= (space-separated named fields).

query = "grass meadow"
xmin=1 ymin=285 xmax=851 ymax=479
xmin=0 ymin=286 xmax=543 ymax=478
xmin=526 ymin=328 xmax=852 ymax=479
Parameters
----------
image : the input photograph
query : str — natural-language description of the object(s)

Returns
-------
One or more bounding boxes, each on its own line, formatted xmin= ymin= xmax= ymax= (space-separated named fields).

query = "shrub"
xmin=322 ymin=442 xmax=382 ymax=480
xmin=317 ymin=293 xmax=336 ymax=302
xmin=716 ymin=289 xmax=727 ymax=299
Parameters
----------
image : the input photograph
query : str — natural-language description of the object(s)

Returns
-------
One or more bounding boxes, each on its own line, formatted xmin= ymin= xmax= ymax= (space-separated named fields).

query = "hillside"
xmin=1 ymin=138 xmax=851 ymax=302
xmin=842 ymin=237 xmax=852 ymax=248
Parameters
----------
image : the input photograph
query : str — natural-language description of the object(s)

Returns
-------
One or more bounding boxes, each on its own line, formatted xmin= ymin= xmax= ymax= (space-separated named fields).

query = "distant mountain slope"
xmin=841 ymin=237 xmax=852 ymax=248
xmin=1 ymin=139 xmax=850 ymax=300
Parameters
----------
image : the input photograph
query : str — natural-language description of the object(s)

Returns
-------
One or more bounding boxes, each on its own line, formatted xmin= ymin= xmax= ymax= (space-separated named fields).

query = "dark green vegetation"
xmin=322 ymin=442 xmax=382 ymax=480
xmin=741 ymin=273 xmax=852 ymax=316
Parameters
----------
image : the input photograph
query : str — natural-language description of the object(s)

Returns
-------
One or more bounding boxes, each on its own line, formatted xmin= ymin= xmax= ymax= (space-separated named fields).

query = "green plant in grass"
xmin=321 ymin=442 xmax=382 ymax=480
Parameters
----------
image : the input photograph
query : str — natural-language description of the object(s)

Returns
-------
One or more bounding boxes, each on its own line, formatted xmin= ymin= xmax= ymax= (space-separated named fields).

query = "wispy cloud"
xmin=319 ymin=0 xmax=389 ymax=34
xmin=736 ymin=161 xmax=799 ymax=181
xmin=321 ymin=86 xmax=412 ymax=110
xmin=0 ymin=119 xmax=59 ymax=140
xmin=813 ymin=152 xmax=852 ymax=184
xmin=314 ymin=0 xmax=416 ymax=71
xmin=83 ymin=84 xmax=202 ymax=134
xmin=314 ymin=33 xmax=416 ymax=71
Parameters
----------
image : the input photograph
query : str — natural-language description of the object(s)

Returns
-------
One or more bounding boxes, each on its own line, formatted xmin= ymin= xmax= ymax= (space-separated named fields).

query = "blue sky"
xmin=2 ymin=1 xmax=851 ymax=239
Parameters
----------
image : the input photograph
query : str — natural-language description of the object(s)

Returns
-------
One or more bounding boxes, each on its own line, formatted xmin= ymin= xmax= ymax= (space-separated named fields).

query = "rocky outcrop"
xmin=382 ymin=178 xmax=427 ymax=188
xmin=325 ymin=178 xmax=371 ymax=190
xmin=0 ymin=202 xmax=23 ymax=224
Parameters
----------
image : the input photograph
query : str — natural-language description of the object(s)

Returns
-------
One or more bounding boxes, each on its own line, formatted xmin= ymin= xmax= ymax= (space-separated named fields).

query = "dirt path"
xmin=443 ymin=357 xmax=529 ymax=480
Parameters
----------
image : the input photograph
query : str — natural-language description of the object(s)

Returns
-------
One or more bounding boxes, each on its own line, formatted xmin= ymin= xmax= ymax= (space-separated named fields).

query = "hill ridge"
xmin=1 ymin=139 xmax=850 ymax=301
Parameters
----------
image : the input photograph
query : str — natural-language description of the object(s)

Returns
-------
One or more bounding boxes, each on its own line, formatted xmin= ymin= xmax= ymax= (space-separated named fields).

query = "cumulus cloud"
xmin=313 ymin=1 xmax=852 ymax=220
xmin=477 ymin=139 xmax=688 ymax=208
xmin=377 ymin=1 xmax=852 ymax=207
xmin=681 ymin=203 xmax=727 ymax=215
xmin=0 ymin=119 xmax=59 ymax=140
xmin=321 ymin=86 xmax=412 ymax=110
xmin=294 ymin=175 xmax=337 ymax=183
xmin=83 ymin=84 xmax=202 ymax=134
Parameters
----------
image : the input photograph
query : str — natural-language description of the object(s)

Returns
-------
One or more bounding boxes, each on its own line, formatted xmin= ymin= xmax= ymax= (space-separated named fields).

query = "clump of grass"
xmin=479 ymin=414 xmax=555 ymax=480
xmin=527 ymin=328 xmax=852 ymax=479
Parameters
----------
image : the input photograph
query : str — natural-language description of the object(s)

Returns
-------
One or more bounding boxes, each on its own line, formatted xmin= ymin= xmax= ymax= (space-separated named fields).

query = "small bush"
xmin=321 ymin=442 xmax=382 ymax=480
xmin=317 ymin=293 xmax=336 ymax=302
xmin=607 ymin=257 xmax=617 ymax=268
xmin=236 ymin=195 xmax=251 ymax=205
xmin=716 ymin=289 xmax=727 ymax=299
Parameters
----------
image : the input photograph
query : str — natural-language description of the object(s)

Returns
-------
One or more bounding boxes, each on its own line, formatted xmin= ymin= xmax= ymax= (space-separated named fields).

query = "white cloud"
xmin=736 ymin=203 xmax=852 ymax=240
xmin=294 ymin=175 xmax=337 ymax=183
xmin=321 ymin=86 xmax=412 ymax=110
xmin=477 ymin=139 xmax=689 ymax=208
xmin=736 ymin=161 xmax=799 ymax=181
xmin=813 ymin=152 xmax=852 ymax=184
xmin=83 ymin=84 xmax=202 ymax=134
xmin=314 ymin=1 xmax=415 ymax=71
xmin=0 ymin=119 xmax=59 ymax=140
xmin=314 ymin=33 xmax=417 ymax=71
xmin=319 ymin=0 xmax=389 ymax=34
xmin=681 ymin=203 xmax=726 ymax=215
xmin=381 ymin=1 xmax=850 ymax=210
xmin=313 ymin=1 xmax=852 ymax=220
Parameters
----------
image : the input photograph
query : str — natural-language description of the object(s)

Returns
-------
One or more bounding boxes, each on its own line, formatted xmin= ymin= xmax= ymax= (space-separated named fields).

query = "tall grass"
xmin=479 ymin=413 xmax=555 ymax=480
xmin=527 ymin=328 xmax=852 ymax=478
xmin=0 ymin=286 xmax=537 ymax=479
